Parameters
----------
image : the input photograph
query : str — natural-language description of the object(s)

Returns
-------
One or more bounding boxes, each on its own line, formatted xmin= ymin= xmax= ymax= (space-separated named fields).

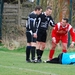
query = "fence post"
xmin=0 ymin=0 xmax=4 ymax=42
xmin=37 ymin=0 xmax=40 ymax=5
xmin=68 ymin=0 xmax=72 ymax=47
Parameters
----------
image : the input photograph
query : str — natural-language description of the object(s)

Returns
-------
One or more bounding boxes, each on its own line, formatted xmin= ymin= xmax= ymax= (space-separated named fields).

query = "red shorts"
xmin=55 ymin=35 xmax=68 ymax=43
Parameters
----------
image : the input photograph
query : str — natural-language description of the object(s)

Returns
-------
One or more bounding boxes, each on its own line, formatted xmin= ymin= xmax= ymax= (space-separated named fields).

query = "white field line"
xmin=0 ymin=65 xmax=57 ymax=75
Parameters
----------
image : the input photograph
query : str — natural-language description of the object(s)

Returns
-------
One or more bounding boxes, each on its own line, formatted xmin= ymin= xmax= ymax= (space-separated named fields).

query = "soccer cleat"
xmin=31 ymin=60 xmax=37 ymax=63
xmin=26 ymin=59 xmax=31 ymax=63
xmin=43 ymin=60 xmax=50 ymax=63
xmin=36 ymin=59 xmax=42 ymax=63
xmin=43 ymin=60 xmax=47 ymax=63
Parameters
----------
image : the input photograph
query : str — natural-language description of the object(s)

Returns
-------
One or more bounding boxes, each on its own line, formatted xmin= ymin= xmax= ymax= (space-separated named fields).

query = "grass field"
xmin=0 ymin=44 xmax=75 ymax=75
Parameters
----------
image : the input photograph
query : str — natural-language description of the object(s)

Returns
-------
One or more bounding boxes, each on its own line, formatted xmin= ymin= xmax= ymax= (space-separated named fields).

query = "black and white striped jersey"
xmin=26 ymin=12 xmax=38 ymax=34
xmin=37 ymin=12 xmax=55 ymax=30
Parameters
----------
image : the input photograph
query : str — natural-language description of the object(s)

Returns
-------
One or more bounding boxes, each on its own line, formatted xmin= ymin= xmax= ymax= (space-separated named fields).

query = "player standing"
xmin=26 ymin=6 xmax=42 ymax=62
xmin=36 ymin=6 xmax=55 ymax=62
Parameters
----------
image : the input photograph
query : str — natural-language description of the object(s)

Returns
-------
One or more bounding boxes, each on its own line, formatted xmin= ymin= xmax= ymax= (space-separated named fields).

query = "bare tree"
xmin=40 ymin=0 xmax=47 ymax=11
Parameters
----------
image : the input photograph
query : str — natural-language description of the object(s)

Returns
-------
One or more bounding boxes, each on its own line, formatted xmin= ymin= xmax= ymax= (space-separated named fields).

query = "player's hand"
xmin=52 ymin=37 xmax=56 ymax=43
xmin=33 ymin=33 xmax=37 ymax=38
xmin=70 ymin=42 xmax=75 ymax=48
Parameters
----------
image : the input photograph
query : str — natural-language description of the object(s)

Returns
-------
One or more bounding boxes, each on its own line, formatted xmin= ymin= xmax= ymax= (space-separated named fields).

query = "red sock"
xmin=49 ymin=49 xmax=55 ymax=60
xmin=62 ymin=49 xmax=67 ymax=53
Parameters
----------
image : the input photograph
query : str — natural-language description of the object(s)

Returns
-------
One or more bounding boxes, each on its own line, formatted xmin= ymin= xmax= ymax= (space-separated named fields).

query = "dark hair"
xmin=34 ymin=6 xmax=42 ymax=11
xmin=46 ymin=6 xmax=52 ymax=10
xmin=63 ymin=18 xmax=69 ymax=23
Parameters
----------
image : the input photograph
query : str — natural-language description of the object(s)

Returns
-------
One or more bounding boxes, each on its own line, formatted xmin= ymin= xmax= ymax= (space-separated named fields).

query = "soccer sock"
xmin=36 ymin=49 xmax=43 ymax=60
xmin=49 ymin=49 xmax=55 ymax=60
xmin=26 ymin=46 xmax=31 ymax=60
xmin=36 ymin=49 xmax=40 ymax=56
xmin=36 ymin=49 xmax=40 ymax=60
xmin=40 ymin=50 xmax=43 ymax=59
xmin=62 ymin=49 xmax=67 ymax=53
xmin=31 ymin=46 xmax=36 ymax=60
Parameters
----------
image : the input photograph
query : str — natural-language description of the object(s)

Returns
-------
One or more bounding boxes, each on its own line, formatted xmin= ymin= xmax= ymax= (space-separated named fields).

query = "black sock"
xmin=31 ymin=46 xmax=36 ymax=60
xmin=36 ymin=49 xmax=43 ymax=60
xmin=26 ymin=46 xmax=31 ymax=61
xmin=40 ymin=50 xmax=43 ymax=59
xmin=36 ymin=49 xmax=40 ymax=56
xmin=36 ymin=49 xmax=40 ymax=59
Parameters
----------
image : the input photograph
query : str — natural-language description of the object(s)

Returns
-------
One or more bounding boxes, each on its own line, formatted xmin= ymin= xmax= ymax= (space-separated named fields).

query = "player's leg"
xmin=38 ymin=42 xmax=46 ymax=62
xmin=61 ymin=35 xmax=67 ymax=53
xmin=36 ymin=30 xmax=44 ymax=62
xmin=36 ymin=41 xmax=41 ymax=60
xmin=36 ymin=41 xmax=44 ymax=62
xmin=36 ymin=29 xmax=41 ymax=58
xmin=36 ymin=30 xmax=47 ymax=62
xmin=36 ymin=42 xmax=45 ymax=62
xmin=62 ymin=43 xmax=67 ymax=52
xmin=49 ymin=41 xmax=57 ymax=60
xmin=26 ymin=43 xmax=31 ymax=62
xmin=31 ymin=37 xmax=37 ymax=62
xmin=49 ymin=36 xmax=60 ymax=60
xmin=26 ymin=32 xmax=32 ymax=62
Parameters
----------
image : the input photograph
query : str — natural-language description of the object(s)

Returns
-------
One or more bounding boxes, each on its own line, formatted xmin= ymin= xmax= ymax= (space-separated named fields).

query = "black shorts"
xmin=37 ymin=29 xmax=47 ymax=42
xmin=26 ymin=31 xmax=36 ymax=43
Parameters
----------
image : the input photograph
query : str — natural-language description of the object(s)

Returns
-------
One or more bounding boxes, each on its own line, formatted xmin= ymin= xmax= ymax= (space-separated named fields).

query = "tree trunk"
xmin=40 ymin=0 xmax=47 ymax=11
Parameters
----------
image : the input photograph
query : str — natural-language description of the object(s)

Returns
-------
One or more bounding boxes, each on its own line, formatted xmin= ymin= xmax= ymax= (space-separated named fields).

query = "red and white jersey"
xmin=51 ymin=22 xmax=75 ymax=42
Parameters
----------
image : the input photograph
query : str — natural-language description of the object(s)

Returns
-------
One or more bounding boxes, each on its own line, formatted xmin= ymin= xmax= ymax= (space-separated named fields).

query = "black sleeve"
xmin=49 ymin=16 xmax=55 ymax=27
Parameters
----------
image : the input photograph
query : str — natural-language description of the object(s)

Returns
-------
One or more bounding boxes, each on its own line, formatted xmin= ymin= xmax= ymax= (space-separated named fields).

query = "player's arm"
xmin=49 ymin=16 xmax=55 ymax=27
xmin=30 ymin=17 xmax=37 ymax=38
xmin=36 ymin=16 xmax=41 ymax=34
xmin=26 ymin=14 xmax=37 ymax=38
xmin=29 ymin=14 xmax=37 ymax=31
xmin=69 ymin=26 xmax=75 ymax=47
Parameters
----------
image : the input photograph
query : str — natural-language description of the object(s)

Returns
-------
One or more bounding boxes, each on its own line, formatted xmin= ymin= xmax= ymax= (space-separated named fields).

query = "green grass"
xmin=0 ymin=45 xmax=75 ymax=75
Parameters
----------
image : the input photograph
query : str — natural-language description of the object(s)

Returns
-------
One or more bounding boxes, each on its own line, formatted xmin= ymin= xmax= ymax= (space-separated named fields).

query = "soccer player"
xmin=48 ymin=18 xmax=75 ymax=60
xmin=26 ymin=6 xmax=42 ymax=63
xmin=36 ymin=6 xmax=55 ymax=62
